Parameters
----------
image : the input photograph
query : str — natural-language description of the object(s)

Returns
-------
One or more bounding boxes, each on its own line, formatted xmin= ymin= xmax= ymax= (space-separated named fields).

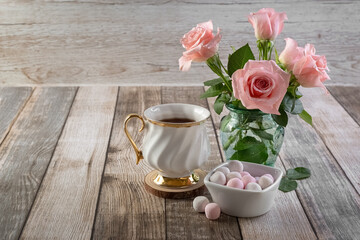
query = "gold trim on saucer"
xmin=153 ymin=172 xmax=200 ymax=187
xmin=146 ymin=118 xmax=205 ymax=128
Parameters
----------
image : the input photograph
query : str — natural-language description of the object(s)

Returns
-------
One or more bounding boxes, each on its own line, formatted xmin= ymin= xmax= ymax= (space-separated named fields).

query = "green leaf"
xmin=283 ymin=93 xmax=304 ymax=114
xmin=272 ymin=108 xmax=288 ymax=127
xmin=250 ymin=128 xmax=273 ymax=140
xmin=299 ymin=109 xmax=313 ymax=126
xmin=231 ymin=137 xmax=268 ymax=164
xmin=286 ymin=167 xmax=311 ymax=180
xmin=279 ymin=177 xmax=298 ymax=192
xmin=230 ymin=146 xmax=268 ymax=164
xmin=227 ymin=43 xmax=255 ymax=77
xmin=200 ymin=84 xmax=226 ymax=99
xmin=214 ymin=93 xmax=231 ymax=115
xmin=234 ymin=136 xmax=261 ymax=150
xmin=203 ymin=77 xmax=224 ymax=86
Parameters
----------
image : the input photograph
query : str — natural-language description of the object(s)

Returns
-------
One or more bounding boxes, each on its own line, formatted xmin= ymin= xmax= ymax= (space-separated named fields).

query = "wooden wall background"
xmin=0 ymin=0 xmax=359 ymax=86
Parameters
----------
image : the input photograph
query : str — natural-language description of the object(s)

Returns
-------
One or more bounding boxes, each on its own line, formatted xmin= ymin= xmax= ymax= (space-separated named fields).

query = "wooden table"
xmin=0 ymin=86 xmax=359 ymax=240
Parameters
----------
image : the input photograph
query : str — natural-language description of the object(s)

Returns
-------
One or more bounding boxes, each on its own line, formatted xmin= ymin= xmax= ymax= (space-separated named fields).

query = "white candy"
xmin=210 ymin=171 xmax=226 ymax=185
xmin=255 ymin=176 xmax=260 ymax=183
xmin=246 ymin=182 xmax=262 ymax=191
xmin=258 ymin=175 xmax=274 ymax=189
xmin=216 ymin=166 xmax=230 ymax=175
xmin=193 ymin=196 xmax=210 ymax=212
xmin=262 ymin=173 xmax=274 ymax=182
xmin=226 ymin=172 xmax=242 ymax=182
xmin=227 ymin=161 xmax=244 ymax=172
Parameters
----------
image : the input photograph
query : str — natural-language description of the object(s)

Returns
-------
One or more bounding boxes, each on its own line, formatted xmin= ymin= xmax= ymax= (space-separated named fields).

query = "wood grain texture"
xmin=0 ymin=0 xmax=359 ymax=86
xmin=0 ymin=87 xmax=76 ymax=240
xmin=0 ymin=87 xmax=33 ymax=144
xmin=20 ymin=87 xmax=117 ymax=239
xmin=300 ymin=87 xmax=360 ymax=194
xmin=279 ymin=114 xmax=360 ymax=239
xmin=92 ymin=87 xmax=166 ymax=239
xmin=162 ymin=87 xmax=241 ymax=240
xmin=328 ymin=86 xmax=360 ymax=125
xmin=206 ymin=94 xmax=317 ymax=240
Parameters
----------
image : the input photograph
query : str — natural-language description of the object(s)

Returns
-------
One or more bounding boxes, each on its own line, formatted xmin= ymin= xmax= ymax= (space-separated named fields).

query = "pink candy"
xmin=226 ymin=178 xmax=244 ymax=189
xmin=240 ymin=171 xmax=251 ymax=177
xmin=242 ymin=175 xmax=256 ymax=187
xmin=205 ymin=203 xmax=221 ymax=220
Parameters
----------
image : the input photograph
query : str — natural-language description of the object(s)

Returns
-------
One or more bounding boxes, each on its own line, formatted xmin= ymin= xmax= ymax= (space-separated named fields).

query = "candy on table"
xmin=210 ymin=171 xmax=226 ymax=185
xmin=205 ymin=203 xmax=221 ymax=220
xmin=246 ymin=182 xmax=262 ymax=191
xmin=258 ymin=175 xmax=274 ymax=189
xmin=226 ymin=178 xmax=244 ymax=189
xmin=240 ymin=171 xmax=251 ymax=177
xmin=216 ymin=166 xmax=230 ymax=175
xmin=242 ymin=174 xmax=256 ymax=187
xmin=193 ymin=196 xmax=210 ymax=213
xmin=227 ymin=160 xmax=244 ymax=172
xmin=226 ymin=171 xmax=242 ymax=182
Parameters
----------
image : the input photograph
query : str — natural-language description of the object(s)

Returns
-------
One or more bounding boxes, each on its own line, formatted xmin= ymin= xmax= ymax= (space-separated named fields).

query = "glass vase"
xmin=220 ymin=104 xmax=284 ymax=166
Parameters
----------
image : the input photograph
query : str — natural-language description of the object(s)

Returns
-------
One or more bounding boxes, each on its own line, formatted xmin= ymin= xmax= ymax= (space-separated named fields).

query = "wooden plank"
xmin=0 ymin=87 xmax=33 ymax=144
xmin=328 ymin=86 xmax=360 ymax=125
xmin=162 ymin=86 xmax=241 ymax=240
xmin=0 ymin=1 xmax=358 ymax=85
xmin=0 ymin=87 xmax=77 ymax=240
xmin=92 ymin=87 xmax=166 ymax=239
xmin=20 ymin=87 xmax=117 ymax=239
xmin=206 ymin=94 xmax=317 ymax=240
xmin=279 ymin=114 xmax=360 ymax=239
xmin=300 ymin=87 xmax=360 ymax=194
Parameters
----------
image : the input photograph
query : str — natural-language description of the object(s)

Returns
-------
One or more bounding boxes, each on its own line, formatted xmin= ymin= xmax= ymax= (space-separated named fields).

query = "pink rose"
xmin=279 ymin=38 xmax=330 ymax=91
xmin=248 ymin=8 xmax=287 ymax=40
xmin=179 ymin=20 xmax=221 ymax=71
xmin=232 ymin=60 xmax=290 ymax=115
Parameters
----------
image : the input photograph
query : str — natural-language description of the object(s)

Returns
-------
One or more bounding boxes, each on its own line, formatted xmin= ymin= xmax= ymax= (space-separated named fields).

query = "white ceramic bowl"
xmin=204 ymin=161 xmax=283 ymax=218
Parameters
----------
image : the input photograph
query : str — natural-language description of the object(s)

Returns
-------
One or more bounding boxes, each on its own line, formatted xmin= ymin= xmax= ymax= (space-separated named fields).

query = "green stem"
xmin=223 ymin=131 xmax=239 ymax=150
xmin=257 ymin=40 xmax=274 ymax=60
xmin=206 ymin=55 xmax=232 ymax=94
xmin=219 ymin=60 xmax=229 ymax=75
xmin=219 ymin=71 xmax=232 ymax=94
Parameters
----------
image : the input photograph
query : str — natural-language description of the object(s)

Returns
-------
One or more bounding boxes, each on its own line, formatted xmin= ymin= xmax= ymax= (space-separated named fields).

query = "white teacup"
xmin=124 ymin=103 xmax=211 ymax=187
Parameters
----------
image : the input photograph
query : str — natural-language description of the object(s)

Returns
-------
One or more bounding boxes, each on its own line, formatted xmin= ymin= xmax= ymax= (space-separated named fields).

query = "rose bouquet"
xmin=179 ymin=8 xmax=330 ymax=192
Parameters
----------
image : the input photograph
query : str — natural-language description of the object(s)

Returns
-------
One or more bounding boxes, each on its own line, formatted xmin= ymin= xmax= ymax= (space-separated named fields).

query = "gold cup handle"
xmin=123 ymin=114 xmax=145 ymax=165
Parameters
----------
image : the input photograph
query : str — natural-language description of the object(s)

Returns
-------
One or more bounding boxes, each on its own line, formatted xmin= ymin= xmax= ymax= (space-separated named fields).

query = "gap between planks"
xmin=20 ymin=87 xmax=118 ymax=239
xmin=0 ymin=87 xmax=77 ymax=240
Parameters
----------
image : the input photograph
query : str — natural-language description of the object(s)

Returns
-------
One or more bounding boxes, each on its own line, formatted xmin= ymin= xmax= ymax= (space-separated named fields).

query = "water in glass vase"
xmin=220 ymin=104 xmax=284 ymax=166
